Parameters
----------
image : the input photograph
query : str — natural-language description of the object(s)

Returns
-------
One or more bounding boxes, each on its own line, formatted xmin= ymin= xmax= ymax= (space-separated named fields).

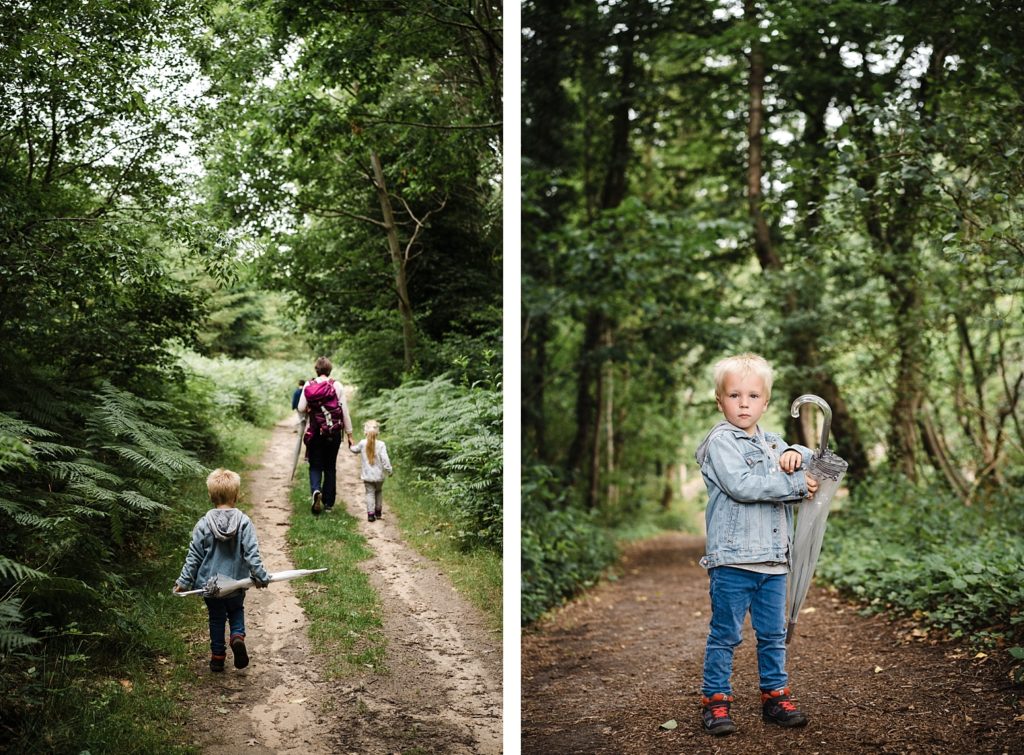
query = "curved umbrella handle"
xmin=790 ymin=394 xmax=833 ymax=453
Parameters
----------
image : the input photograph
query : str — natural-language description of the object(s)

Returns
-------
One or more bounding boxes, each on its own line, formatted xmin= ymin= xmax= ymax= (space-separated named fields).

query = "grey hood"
xmin=204 ymin=508 xmax=243 ymax=541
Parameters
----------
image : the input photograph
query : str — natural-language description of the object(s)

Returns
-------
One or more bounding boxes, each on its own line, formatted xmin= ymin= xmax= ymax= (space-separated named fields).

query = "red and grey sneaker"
xmin=210 ymin=654 xmax=226 ymax=673
xmin=761 ymin=687 xmax=808 ymax=727
xmin=701 ymin=692 xmax=737 ymax=736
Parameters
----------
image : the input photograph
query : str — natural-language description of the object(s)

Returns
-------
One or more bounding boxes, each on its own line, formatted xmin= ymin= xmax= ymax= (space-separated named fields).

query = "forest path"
xmin=522 ymin=532 xmax=1023 ymax=754
xmin=185 ymin=417 xmax=502 ymax=754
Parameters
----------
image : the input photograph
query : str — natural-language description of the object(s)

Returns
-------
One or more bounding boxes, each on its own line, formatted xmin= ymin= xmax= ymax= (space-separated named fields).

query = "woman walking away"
xmin=298 ymin=356 xmax=353 ymax=515
xmin=350 ymin=420 xmax=393 ymax=522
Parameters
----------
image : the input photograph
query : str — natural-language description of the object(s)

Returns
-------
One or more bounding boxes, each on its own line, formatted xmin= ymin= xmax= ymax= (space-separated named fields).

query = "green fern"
xmin=362 ymin=376 xmax=502 ymax=550
xmin=0 ymin=599 xmax=38 ymax=654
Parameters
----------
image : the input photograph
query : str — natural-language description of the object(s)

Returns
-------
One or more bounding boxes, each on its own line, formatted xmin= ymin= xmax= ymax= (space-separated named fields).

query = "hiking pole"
xmin=290 ymin=416 xmax=307 ymax=479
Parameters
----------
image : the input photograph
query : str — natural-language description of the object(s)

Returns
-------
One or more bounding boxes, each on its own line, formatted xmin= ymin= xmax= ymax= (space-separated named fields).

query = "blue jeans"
xmin=204 ymin=591 xmax=246 ymax=657
xmin=702 ymin=566 xmax=788 ymax=696
xmin=307 ymin=432 xmax=342 ymax=508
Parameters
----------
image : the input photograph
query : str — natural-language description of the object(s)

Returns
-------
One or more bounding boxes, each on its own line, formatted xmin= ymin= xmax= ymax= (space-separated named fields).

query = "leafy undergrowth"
xmin=286 ymin=484 xmax=386 ymax=677
xmin=818 ymin=472 xmax=1024 ymax=666
xmin=521 ymin=463 xmax=705 ymax=627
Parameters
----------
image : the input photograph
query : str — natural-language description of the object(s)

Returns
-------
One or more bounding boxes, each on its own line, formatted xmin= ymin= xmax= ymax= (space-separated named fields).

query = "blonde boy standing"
xmin=694 ymin=354 xmax=819 ymax=735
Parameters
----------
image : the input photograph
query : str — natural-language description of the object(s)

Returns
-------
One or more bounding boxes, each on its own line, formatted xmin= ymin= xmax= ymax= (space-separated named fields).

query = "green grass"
xmin=286 ymin=483 xmax=387 ymax=677
xmin=383 ymin=470 xmax=502 ymax=632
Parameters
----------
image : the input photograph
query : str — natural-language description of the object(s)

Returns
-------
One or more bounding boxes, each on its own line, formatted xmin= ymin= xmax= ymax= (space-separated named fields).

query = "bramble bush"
xmin=818 ymin=471 xmax=1024 ymax=649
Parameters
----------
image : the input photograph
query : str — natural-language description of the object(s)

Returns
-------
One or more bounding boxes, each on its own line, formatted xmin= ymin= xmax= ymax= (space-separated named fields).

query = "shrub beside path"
xmin=522 ymin=532 xmax=1023 ymax=754
xmin=183 ymin=418 xmax=501 ymax=753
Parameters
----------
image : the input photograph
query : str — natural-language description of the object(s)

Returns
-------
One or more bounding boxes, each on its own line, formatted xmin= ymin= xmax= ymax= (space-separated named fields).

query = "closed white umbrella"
xmin=786 ymin=395 xmax=848 ymax=644
xmin=175 ymin=567 xmax=328 ymax=598
xmin=290 ymin=416 xmax=308 ymax=479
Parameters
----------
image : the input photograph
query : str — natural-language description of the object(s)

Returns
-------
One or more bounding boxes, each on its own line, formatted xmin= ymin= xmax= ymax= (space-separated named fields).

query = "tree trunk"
xmin=744 ymin=16 xmax=781 ymax=272
xmin=369 ymin=150 xmax=416 ymax=372
xmin=604 ymin=326 xmax=618 ymax=509
xmin=743 ymin=0 xmax=868 ymax=477
xmin=567 ymin=10 xmax=637 ymax=504
xmin=521 ymin=313 xmax=550 ymax=464
xmin=567 ymin=311 xmax=604 ymax=482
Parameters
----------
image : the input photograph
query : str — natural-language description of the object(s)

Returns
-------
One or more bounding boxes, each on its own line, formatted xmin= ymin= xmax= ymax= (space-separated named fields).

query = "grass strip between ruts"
xmin=286 ymin=482 xmax=387 ymax=678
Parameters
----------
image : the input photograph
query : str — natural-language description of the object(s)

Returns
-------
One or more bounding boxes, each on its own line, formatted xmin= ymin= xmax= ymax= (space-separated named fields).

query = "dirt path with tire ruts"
xmin=183 ymin=416 xmax=502 ymax=754
xmin=522 ymin=532 xmax=1023 ymax=754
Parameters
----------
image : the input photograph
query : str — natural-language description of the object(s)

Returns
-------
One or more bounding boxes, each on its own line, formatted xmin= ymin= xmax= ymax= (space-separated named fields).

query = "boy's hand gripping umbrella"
xmin=175 ymin=568 xmax=328 ymax=598
xmin=786 ymin=395 xmax=848 ymax=644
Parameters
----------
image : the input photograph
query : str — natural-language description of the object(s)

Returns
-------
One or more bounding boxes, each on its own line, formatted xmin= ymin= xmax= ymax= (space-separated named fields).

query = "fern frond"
xmin=0 ymin=555 xmax=46 ymax=582
xmin=0 ymin=598 xmax=39 ymax=654
xmin=118 ymin=490 xmax=168 ymax=513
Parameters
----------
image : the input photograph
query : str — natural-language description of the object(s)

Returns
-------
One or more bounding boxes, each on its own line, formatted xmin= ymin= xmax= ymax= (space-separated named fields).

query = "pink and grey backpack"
xmin=304 ymin=379 xmax=346 ymax=440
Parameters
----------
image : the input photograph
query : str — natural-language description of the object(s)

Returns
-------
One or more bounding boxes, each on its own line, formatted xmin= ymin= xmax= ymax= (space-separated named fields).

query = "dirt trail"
xmin=522 ymin=532 xmax=1023 ymax=755
xmin=185 ymin=417 xmax=502 ymax=754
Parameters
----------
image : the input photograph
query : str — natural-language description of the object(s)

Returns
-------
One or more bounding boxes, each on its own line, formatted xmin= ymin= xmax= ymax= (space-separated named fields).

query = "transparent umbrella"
xmin=174 ymin=568 xmax=328 ymax=598
xmin=786 ymin=395 xmax=848 ymax=644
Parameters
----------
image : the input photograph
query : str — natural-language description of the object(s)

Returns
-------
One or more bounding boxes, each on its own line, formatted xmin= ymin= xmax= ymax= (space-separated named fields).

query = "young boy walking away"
xmin=173 ymin=469 xmax=271 ymax=672
xmin=349 ymin=420 xmax=392 ymax=522
xmin=694 ymin=353 xmax=820 ymax=736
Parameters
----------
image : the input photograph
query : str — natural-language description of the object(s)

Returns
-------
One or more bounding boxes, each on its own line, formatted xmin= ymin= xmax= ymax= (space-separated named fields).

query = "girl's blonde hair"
xmin=207 ymin=468 xmax=241 ymax=506
xmin=363 ymin=420 xmax=380 ymax=465
xmin=713 ymin=353 xmax=774 ymax=401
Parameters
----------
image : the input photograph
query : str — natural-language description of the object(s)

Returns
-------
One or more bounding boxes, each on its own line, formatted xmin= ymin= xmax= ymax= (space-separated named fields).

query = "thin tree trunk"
xmin=918 ymin=405 xmax=969 ymax=501
xmin=743 ymin=0 xmax=868 ymax=476
xmin=588 ymin=344 xmax=605 ymax=511
xmin=744 ymin=15 xmax=781 ymax=271
xmin=567 ymin=311 xmax=604 ymax=480
xmin=369 ymin=150 xmax=416 ymax=372
xmin=521 ymin=313 xmax=550 ymax=464
xmin=604 ymin=326 xmax=618 ymax=509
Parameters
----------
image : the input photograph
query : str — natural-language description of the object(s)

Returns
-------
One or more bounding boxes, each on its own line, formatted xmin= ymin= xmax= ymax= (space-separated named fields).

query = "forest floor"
xmin=522 ymin=532 xmax=1024 ymax=755
xmin=183 ymin=417 xmax=502 ymax=754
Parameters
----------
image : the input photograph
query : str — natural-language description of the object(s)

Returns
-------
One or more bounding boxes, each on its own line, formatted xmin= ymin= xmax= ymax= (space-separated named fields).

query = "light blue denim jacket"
xmin=695 ymin=421 xmax=813 ymax=569
xmin=175 ymin=508 xmax=271 ymax=590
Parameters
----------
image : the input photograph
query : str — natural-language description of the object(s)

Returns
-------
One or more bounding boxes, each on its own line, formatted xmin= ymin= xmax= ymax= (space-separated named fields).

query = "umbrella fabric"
xmin=786 ymin=447 xmax=847 ymax=644
xmin=175 ymin=567 xmax=328 ymax=598
xmin=785 ymin=395 xmax=850 ymax=645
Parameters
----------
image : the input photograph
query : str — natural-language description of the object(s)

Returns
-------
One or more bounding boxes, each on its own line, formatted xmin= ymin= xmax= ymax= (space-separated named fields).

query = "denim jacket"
xmin=695 ymin=421 xmax=812 ymax=569
xmin=175 ymin=508 xmax=271 ymax=590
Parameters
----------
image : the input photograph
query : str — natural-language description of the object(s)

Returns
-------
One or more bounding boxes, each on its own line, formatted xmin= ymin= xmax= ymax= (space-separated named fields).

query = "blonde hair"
xmin=207 ymin=468 xmax=241 ymax=506
xmin=363 ymin=420 xmax=380 ymax=465
xmin=713 ymin=353 xmax=774 ymax=401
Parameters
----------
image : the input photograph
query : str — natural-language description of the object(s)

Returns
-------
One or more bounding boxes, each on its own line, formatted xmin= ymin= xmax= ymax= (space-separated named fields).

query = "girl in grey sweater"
xmin=349 ymin=420 xmax=393 ymax=522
